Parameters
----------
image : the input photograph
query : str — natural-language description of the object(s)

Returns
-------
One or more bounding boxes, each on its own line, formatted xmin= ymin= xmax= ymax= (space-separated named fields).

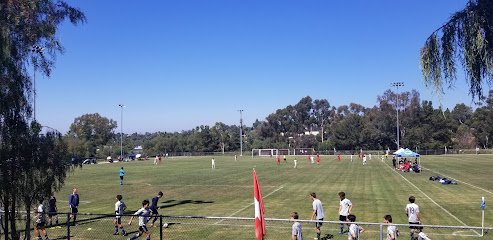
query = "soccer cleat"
xmin=122 ymin=232 xmax=128 ymax=236
xmin=338 ymin=231 xmax=343 ymax=234
xmin=113 ymin=232 xmax=119 ymax=235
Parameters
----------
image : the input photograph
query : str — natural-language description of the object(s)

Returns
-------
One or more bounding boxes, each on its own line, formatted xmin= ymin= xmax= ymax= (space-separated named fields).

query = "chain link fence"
xmin=1 ymin=212 xmax=491 ymax=239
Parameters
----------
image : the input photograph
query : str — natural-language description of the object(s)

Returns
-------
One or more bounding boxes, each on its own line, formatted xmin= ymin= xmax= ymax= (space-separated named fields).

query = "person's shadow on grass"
xmin=159 ymin=199 xmax=213 ymax=209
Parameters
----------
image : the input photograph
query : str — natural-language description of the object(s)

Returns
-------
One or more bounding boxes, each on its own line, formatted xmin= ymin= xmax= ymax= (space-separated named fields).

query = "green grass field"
xmin=34 ymin=154 xmax=493 ymax=239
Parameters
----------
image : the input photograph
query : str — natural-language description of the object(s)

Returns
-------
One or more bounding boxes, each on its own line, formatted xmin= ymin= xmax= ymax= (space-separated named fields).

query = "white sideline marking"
xmin=382 ymin=163 xmax=481 ymax=237
xmin=214 ymin=186 xmax=284 ymax=224
xmin=423 ymin=167 xmax=493 ymax=196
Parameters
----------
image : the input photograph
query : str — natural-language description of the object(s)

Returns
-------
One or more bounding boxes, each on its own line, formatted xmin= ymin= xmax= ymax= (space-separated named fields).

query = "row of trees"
xmin=0 ymin=1 xmax=85 ymax=239
xmin=65 ymin=90 xmax=493 ymax=159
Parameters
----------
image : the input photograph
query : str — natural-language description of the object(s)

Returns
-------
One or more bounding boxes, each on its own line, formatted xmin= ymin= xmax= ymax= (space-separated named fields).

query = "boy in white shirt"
xmin=405 ymin=196 xmax=421 ymax=240
xmin=128 ymin=200 xmax=151 ymax=240
xmin=113 ymin=195 xmax=127 ymax=236
xmin=310 ymin=193 xmax=324 ymax=240
xmin=291 ymin=212 xmax=302 ymax=240
xmin=347 ymin=214 xmax=364 ymax=240
xmin=339 ymin=192 xmax=353 ymax=234
xmin=384 ymin=215 xmax=399 ymax=240
xmin=34 ymin=199 xmax=49 ymax=240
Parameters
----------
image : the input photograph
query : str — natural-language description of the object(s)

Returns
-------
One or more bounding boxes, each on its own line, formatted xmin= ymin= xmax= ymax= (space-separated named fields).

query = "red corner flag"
xmin=254 ymin=169 xmax=265 ymax=240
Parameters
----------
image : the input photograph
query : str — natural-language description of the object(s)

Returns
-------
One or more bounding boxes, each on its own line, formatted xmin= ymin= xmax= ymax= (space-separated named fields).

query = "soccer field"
xmin=43 ymin=154 xmax=493 ymax=239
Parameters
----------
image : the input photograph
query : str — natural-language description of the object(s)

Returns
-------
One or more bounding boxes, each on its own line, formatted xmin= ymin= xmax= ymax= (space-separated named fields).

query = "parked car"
xmin=82 ymin=157 xmax=97 ymax=164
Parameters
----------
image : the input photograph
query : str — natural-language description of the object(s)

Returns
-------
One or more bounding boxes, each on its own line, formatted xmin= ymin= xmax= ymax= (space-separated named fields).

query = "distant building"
xmin=133 ymin=146 xmax=143 ymax=154
xmin=304 ymin=131 xmax=319 ymax=136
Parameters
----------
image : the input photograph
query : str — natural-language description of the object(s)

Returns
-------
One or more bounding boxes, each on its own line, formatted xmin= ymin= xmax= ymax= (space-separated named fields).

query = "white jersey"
xmin=115 ymin=201 xmax=126 ymax=218
xmin=36 ymin=204 xmax=46 ymax=223
xmin=312 ymin=199 xmax=324 ymax=220
xmin=134 ymin=207 xmax=151 ymax=226
xmin=369 ymin=154 xmax=371 ymax=160
xmin=348 ymin=224 xmax=363 ymax=240
xmin=294 ymin=159 xmax=297 ymax=168
xmin=405 ymin=203 xmax=420 ymax=222
xmin=339 ymin=198 xmax=352 ymax=216
xmin=418 ymin=232 xmax=430 ymax=240
xmin=386 ymin=225 xmax=398 ymax=240
xmin=292 ymin=222 xmax=302 ymax=240
xmin=212 ymin=159 xmax=215 ymax=168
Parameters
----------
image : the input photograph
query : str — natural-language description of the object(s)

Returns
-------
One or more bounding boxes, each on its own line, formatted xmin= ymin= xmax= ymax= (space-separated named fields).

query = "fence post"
xmin=379 ymin=224 xmax=383 ymax=240
xmin=160 ymin=215 xmax=163 ymax=240
xmin=67 ymin=213 xmax=71 ymax=240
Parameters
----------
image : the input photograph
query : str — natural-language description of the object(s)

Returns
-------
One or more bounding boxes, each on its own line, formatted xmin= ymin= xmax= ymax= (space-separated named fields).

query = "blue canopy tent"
xmin=396 ymin=148 xmax=421 ymax=166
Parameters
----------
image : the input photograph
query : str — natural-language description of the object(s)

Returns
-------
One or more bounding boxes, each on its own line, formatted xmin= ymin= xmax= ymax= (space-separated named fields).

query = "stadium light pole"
xmin=238 ymin=110 xmax=243 ymax=156
xmin=391 ymin=82 xmax=404 ymax=150
xmin=119 ymin=104 xmax=126 ymax=160
xmin=31 ymin=45 xmax=45 ymax=121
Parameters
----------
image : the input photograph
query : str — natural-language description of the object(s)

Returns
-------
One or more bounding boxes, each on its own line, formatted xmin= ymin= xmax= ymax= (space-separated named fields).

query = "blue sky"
xmin=36 ymin=0 xmax=486 ymax=134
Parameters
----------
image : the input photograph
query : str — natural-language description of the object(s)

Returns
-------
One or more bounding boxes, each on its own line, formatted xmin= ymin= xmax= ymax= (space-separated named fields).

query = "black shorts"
xmin=409 ymin=222 xmax=422 ymax=230
xmin=71 ymin=207 xmax=78 ymax=214
xmin=151 ymin=209 xmax=159 ymax=215
xmin=139 ymin=225 xmax=149 ymax=233
xmin=315 ymin=218 xmax=323 ymax=229
xmin=120 ymin=176 xmax=123 ymax=180
xmin=36 ymin=221 xmax=46 ymax=229
xmin=115 ymin=217 xmax=121 ymax=224
xmin=339 ymin=215 xmax=347 ymax=222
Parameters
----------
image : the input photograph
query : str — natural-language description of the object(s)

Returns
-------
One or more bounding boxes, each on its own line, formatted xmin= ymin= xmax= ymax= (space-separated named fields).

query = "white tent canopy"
xmin=393 ymin=148 xmax=405 ymax=155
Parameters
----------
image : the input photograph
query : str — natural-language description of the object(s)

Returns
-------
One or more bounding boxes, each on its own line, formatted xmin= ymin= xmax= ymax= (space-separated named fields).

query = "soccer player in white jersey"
xmin=211 ymin=158 xmax=215 ymax=169
xmin=405 ymin=196 xmax=421 ymax=240
xmin=294 ymin=158 xmax=298 ymax=168
xmin=291 ymin=212 xmax=303 ymax=240
xmin=347 ymin=214 xmax=364 ymax=240
xmin=34 ymin=199 xmax=49 ymax=240
xmin=113 ymin=195 xmax=127 ymax=236
xmin=338 ymin=192 xmax=353 ymax=234
xmin=128 ymin=199 xmax=151 ymax=240
xmin=310 ymin=192 xmax=324 ymax=240
xmin=384 ymin=215 xmax=399 ymax=240
xmin=415 ymin=228 xmax=431 ymax=240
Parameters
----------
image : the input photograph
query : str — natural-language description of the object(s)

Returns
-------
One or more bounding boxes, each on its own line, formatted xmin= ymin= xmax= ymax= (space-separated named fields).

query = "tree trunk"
xmin=24 ymin=197 xmax=32 ymax=240
xmin=4 ymin=197 xmax=9 ymax=239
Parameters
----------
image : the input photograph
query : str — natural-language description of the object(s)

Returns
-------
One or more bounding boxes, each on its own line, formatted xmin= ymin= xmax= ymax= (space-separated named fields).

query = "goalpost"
xmin=252 ymin=149 xmax=291 ymax=158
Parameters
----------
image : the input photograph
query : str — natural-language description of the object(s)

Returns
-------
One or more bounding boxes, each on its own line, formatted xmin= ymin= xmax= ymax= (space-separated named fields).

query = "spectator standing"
xmin=68 ymin=188 xmax=79 ymax=226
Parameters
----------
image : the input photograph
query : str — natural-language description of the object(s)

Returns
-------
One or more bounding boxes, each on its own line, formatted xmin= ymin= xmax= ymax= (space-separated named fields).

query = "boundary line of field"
xmin=381 ymin=161 xmax=481 ymax=236
xmin=214 ymin=186 xmax=284 ymax=224
xmin=422 ymin=167 xmax=493 ymax=196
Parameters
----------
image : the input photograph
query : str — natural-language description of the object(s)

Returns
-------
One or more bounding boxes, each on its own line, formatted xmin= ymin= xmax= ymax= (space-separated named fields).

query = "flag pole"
xmin=482 ymin=197 xmax=485 ymax=237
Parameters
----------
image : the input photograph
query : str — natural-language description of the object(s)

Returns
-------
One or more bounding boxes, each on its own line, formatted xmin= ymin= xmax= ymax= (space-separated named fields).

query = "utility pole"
xmin=390 ymin=82 xmax=404 ymax=150
xmin=238 ymin=110 xmax=244 ymax=156
xmin=31 ymin=45 xmax=45 ymax=121
xmin=119 ymin=104 xmax=126 ymax=160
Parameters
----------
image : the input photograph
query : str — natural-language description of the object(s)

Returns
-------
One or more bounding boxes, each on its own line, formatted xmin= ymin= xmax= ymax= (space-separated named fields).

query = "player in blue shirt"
xmin=68 ymin=188 xmax=79 ymax=226
xmin=149 ymin=191 xmax=163 ymax=227
xmin=120 ymin=167 xmax=124 ymax=185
